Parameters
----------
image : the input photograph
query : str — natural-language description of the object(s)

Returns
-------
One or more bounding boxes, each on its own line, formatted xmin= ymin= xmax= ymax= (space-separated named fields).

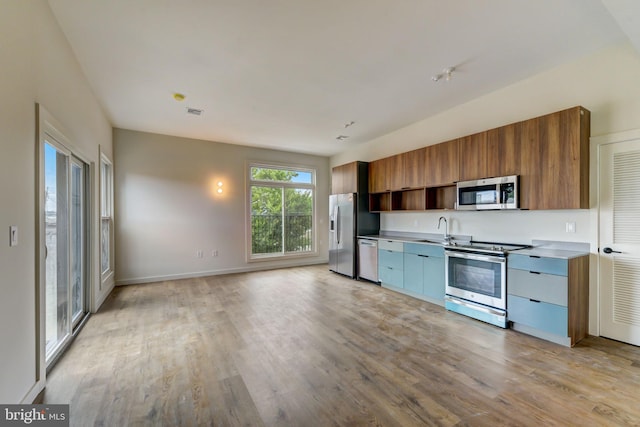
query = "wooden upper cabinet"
xmin=486 ymin=122 xmax=521 ymax=178
xmin=387 ymin=154 xmax=405 ymax=190
xmin=369 ymin=150 xmax=425 ymax=193
xmin=458 ymin=131 xmax=488 ymax=181
xmin=518 ymin=116 xmax=540 ymax=210
xmin=368 ymin=158 xmax=388 ymax=193
xmin=331 ymin=162 xmax=355 ymax=194
xmin=425 ymin=139 xmax=459 ymax=187
xmin=332 ymin=161 xmax=370 ymax=194
xmin=521 ymin=107 xmax=590 ymax=210
xmin=365 ymin=106 xmax=589 ymax=210
xmin=402 ymin=148 xmax=426 ymax=189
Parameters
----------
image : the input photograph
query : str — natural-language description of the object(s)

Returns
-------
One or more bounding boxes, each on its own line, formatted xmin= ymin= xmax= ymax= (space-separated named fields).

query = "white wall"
xmin=0 ymin=1 xmax=112 ymax=403
xmin=330 ymin=41 xmax=640 ymax=336
xmin=113 ymin=129 xmax=330 ymax=284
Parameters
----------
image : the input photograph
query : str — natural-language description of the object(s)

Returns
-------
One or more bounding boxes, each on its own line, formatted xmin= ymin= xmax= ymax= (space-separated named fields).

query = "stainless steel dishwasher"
xmin=357 ymin=238 xmax=379 ymax=283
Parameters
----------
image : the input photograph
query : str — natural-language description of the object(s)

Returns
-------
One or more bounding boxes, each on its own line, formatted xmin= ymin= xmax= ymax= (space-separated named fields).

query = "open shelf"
xmin=427 ymin=185 xmax=456 ymax=210
xmin=369 ymin=192 xmax=392 ymax=212
xmin=392 ymin=188 xmax=425 ymax=211
xmin=369 ymin=185 xmax=456 ymax=212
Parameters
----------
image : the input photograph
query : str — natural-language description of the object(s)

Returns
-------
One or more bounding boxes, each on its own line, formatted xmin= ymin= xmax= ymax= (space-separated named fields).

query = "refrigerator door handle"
xmin=336 ymin=206 xmax=340 ymax=244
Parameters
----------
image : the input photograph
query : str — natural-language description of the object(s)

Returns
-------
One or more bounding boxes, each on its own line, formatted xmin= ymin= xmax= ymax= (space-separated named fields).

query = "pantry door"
xmin=599 ymin=135 xmax=640 ymax=346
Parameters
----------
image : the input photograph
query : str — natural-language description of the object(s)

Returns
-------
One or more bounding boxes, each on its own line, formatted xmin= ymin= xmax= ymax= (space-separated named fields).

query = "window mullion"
xmin=281 ymin=186 xmax=285 ymax=254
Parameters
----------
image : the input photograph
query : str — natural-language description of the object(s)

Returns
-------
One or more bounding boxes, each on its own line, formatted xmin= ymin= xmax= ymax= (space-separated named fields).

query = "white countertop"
xmin=510 ymin=247 xmax=589 ymax=259
xmin=357 ymin=235 xmax=590 ymax=258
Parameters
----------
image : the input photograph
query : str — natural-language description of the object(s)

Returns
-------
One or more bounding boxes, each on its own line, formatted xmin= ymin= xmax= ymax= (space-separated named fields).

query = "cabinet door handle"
xmin=418 ymin=254 xmax=430 ymax=258
xmin=529 ymin=299 xmax=541 ymax=303
xmin=529 ymin=255 xmax=541 ymax=259
xmin=529 ymin=271 xmax=541 ymax=275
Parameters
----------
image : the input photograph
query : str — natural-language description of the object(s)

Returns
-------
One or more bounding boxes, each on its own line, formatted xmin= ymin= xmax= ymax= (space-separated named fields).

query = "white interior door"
xmin=599 ymin=138 xmax=640 ymax=346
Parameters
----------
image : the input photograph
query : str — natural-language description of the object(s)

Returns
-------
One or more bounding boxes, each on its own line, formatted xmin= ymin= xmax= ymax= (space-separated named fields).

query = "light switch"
xmin=565 ymin=222 xmax=576 ymax=233
xmin=9 ymin=226 xmax=18 ymax=247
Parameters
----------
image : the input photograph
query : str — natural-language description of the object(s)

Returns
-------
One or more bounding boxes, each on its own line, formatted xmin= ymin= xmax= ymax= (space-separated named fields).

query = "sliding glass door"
xmin=71 ymin=158 xmax=86 ymax=327
xmin=44 ymin=141 xmax=89 ymax=365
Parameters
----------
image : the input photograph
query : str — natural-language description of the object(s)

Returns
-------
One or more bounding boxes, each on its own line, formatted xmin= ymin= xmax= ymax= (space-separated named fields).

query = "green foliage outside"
xmin=251 ymin=167 xmax=313 ymax=255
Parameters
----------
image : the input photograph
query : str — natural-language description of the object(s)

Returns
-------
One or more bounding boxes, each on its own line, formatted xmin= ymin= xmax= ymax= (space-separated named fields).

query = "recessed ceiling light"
xmin=187 ymin=107 xmax=203 ymax=116
xmin=336 ymin=135 xmax=349 ymax=141
xmin=344 ymin=121 xmax=355 ymax=128
xmin=173 ymin=93 xmax=186 ymax=101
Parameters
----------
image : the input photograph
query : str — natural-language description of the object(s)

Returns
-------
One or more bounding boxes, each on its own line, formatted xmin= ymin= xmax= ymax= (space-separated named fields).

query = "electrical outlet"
xmin=9 ymin=226 xmax=18 ymax=247
xmin=196 ymin=249 xmax=204 ymax=258
xmin=212 ymin=250 xmax=219 ymax=257
xmin=565 ymin=222 xmax=576 ymax=233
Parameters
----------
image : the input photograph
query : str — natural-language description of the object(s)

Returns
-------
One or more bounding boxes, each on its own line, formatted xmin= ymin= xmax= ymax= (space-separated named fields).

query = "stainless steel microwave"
xmin=456 ymin=175 xmax=518 ymax=210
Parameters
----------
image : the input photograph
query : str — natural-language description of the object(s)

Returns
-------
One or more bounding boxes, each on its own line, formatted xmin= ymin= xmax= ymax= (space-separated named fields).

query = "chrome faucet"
xmin=438 ymin=216 xmax=451 ymax=243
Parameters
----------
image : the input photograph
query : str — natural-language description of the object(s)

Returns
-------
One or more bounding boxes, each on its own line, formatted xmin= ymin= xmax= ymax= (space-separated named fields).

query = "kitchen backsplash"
xmin=380 ymin=209 xmax=592 ymax=248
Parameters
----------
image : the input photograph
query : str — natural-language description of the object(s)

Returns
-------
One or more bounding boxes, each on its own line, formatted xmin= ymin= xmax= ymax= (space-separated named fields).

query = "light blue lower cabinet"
xmin=403 ymin=253 xmax=424 ymax=294
xmin=508 ymin=294 xmax=568 ymax=338
xmin=378 ymin=248 xmax=404 ymax=288
xmin=422 ymin=256 xmax=445 ymax=302
xmin=400 ymin=244 xmax=445 ymax=305
xmin=379 ymin=265 xmax=403 ymax=288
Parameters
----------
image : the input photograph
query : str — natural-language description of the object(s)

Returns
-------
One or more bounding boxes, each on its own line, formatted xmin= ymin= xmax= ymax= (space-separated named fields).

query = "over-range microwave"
xmin=456 ymin=175 xmax=519 ymax=210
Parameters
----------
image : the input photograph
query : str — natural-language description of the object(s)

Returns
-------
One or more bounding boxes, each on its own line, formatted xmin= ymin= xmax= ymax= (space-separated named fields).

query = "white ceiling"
xmin=48 ymin=0 xmax=638 ymax=157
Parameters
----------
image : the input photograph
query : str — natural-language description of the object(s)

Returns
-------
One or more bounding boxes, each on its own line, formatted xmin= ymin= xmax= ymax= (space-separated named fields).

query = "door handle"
xmin=603 ymin=247 xmax=622 ymax=254
xmin=336 ymin=206 xmax=340 ymax=244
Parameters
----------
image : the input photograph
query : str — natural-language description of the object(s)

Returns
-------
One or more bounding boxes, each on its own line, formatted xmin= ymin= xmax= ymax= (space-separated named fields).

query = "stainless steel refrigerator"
xmin=329 ymin=193 xmax=379 ymax=278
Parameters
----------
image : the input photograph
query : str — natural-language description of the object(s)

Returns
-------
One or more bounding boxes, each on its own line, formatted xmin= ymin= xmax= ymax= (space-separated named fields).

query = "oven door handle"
xmin=445 ymin=296 xmax=507 ymax=317
xmin=445 ymin=250 xmax=506 ymax=264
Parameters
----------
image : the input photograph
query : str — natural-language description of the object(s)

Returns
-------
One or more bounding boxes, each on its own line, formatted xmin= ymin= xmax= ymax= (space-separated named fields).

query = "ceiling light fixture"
xmin=432 ymin=66 xmax=456 ymax=83
xmin=173 ymin=93 xmax=186 ymax=101
xmin=336 ymin=135 xmax=349 ymax=141
xmin=344 ymin=121 xmax=355 ymax=128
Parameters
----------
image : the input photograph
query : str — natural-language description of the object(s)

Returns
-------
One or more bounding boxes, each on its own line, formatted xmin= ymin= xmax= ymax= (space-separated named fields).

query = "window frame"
xmin=247 ymin=162 xmax=317 ymax=261
xmin=100 ymin=153 xmax=114 ymax=285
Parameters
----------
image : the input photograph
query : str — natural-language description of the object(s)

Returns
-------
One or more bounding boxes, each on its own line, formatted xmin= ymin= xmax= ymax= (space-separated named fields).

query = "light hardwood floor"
xmin=44 ymin=265 xmax=640 ymax=426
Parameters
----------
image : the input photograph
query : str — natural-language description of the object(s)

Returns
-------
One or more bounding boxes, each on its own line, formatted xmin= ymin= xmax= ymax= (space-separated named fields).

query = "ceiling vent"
xmin=186 ymin=107 xmax=203 ymax=116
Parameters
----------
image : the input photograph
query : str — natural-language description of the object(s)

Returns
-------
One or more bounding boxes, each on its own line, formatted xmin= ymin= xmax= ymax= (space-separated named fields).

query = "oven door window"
xmin=448 ymin=256 xmax=502 ymax=298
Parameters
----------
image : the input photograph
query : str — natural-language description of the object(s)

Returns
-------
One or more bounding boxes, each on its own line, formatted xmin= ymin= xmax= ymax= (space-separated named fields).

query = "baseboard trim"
xmin=21 ymin=379 xmax=45 ymax=404
xmin=115 ymin=259 xmax=329 ymax=286
xmin=94 ymin=281 xmax=115 ymax=311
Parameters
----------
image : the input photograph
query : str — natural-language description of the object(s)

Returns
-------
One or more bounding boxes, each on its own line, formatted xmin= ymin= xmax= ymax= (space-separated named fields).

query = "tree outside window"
xmin=250 ymin=165 xmax=314 ymax=257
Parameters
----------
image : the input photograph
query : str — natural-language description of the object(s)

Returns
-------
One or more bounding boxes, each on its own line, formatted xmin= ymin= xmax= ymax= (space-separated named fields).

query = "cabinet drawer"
xmin=509 ymin=254 xmax=567 ymax=276
xmin=507 ymin=268 xmax=567 ymax=306
xmin=379 ymin=265 xmax=404 ymax=287
xmin=508 ymin=295 xmax=568 ymax=337
xmin=404 ymin=243 xmax=444 ymax=258
xmin=378 ymin=239 xmax=404 ymax=252
xmin=379 ymin=249 xmax=403 ymax=269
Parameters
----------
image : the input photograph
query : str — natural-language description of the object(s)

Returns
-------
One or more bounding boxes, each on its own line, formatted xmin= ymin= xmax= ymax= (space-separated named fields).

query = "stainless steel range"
xmin=444 ymin=241 xmax=529 ymax=328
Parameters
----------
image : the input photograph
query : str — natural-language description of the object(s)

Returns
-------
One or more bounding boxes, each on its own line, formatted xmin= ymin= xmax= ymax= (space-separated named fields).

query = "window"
xmin=249 ymin=164 xmax=315 ymax=258
xmin=100 ymin=155 xmax=113 ymax=280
